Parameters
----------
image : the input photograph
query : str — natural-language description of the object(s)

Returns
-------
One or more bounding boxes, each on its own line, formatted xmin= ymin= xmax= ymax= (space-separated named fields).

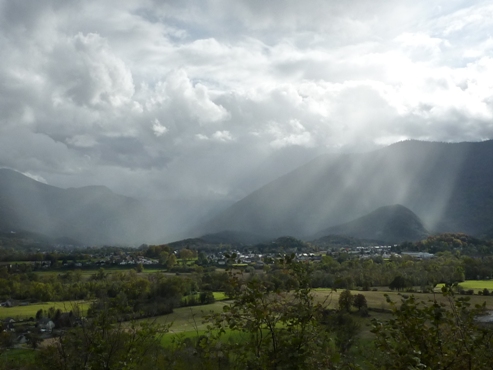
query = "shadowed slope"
xmin=200 ymin=140 xmax=493 ymax=238
xmin=313 ymin=204 xmax=428 ymax=243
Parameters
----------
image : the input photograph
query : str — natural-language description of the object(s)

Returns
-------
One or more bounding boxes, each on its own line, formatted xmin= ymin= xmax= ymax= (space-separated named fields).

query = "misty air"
xmin=1 ymin=1 xmax=493 ymax=369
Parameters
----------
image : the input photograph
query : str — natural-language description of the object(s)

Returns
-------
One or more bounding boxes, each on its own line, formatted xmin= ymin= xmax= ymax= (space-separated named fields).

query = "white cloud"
xmin=152 ymin=119 xmax=168 ymax=137
xmin=268 ymin=119 xmax=313 ymax=149
xmin=212 ymin=130 xmax=234 ymax=142
xmin=21 ymin=171 xmax=48 ymax=184
xmin=1 ymin=0 xmax=493 ymax=203
xmin=67 ymin=135 xmax=98 ymax=148
xmin=195 ymin=134 xmax=208 ymax=141
xmin=163 ymin=69 xmax=230 ymax=124
xmin=48 ymin=32 xmax=135 ymax=108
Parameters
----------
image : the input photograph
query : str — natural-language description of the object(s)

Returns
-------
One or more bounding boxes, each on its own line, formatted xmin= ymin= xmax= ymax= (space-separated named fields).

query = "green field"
xmin=140 ymin=268 xmax=166 ymax=273
xmin=312 ymin=288 xmax=493 ymax=310
xmin=33 ymin=270 xmax=91 ymax=277
xmin=213 ymin=291 xmax=228 ymax=301
xmin=0 ymin=349 xmax=36 ymax=367
xmin=145 ymin=288 xmax=493 ymax=338
xmin=146 ymin=301 xmax=228 ymax=334
xmin=0 ymin=300 xmax=91 ymax=319
xmin=458 ymin=280 xmax=493 ymax=290
xmin=32 ymin=267 xmax=173 ymax=281
xmin=153 ymin=294 xmax=391 ymax=347
xmin=436 ymin=280 xmax=493 ymax=291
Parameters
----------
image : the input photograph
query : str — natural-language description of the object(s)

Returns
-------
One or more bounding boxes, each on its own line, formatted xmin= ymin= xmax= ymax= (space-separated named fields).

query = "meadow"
xmin=312 ymin=288 xmax=493 ymax=310
xmin=436 ymin=280 xmax=493 ymax=292
xmin=457 ymin=280 xmax=493 ymax=290
xmin=32 ymin=266 xmax=192 ymax=279
xmin=146 ymin=300 xmax=229 ymax=334
xmin=154 ymin=287 xmax=493 ymax=339
xmin=0 ymin=349 xmax=36 ymax=368
xmin=0 ymin=301 xmax=91 ymax=319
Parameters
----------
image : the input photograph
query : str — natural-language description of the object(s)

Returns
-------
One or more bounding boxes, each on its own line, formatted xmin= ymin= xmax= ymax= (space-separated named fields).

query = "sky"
xmin=1 ymin=0 xmax=493 ymax=203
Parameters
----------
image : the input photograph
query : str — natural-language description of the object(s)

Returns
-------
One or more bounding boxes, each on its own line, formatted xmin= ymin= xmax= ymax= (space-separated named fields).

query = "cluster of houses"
xmin=61 ymin=255 xmax=158 ymax=268
xmin=335 ymin=245 xmax=396 ymax=259
xmin=1 ymin=315 xmax=64 ymax=347
xmin=1 ymin=304 xmax=86 ymax=348
xmin=170 ymin=246 xmax=434 ymax=268
xmin=205 ymin=250 xmax=322 ymax=267
xmin=11 ymin=242 xmax=435 ymax=275
xmin=325 ymin=245 xmax=435 ymax=260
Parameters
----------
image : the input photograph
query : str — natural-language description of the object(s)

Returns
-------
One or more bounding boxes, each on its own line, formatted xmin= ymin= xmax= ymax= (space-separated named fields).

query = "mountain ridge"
xmin=312 ymin=204 xmax=429 ymax=243
xmin=199 ymin=140 xmax=493 ymax=239
xmin=3 ymin=139 xmax=493 ymax=245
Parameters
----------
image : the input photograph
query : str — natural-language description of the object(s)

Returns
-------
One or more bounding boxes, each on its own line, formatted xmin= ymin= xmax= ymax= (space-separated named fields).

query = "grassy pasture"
xmin=213 ymin=291 xmax=228 ymax=301
xmin=0 ymin=300 xmax=91 ymax=319
xmin=312 ymin=288 xmax=493 ymax=310
xmin=0 ymin=349 xmax=36 ymax=367
xmin=147 ymin=301 xmax=228 ymax=334
xmin=140 ymin=268 xmax=166 ymax=273
xmin=33 ymin=266 xmax=169 ymax=280
xmin=153 ymin=294 xmax=392 ymax=348
xmin=435 ymin=280 xmax=493 ymax=292
xmin=147 ymin=288 xmax=493 ymax=338
xmin=458 ymin=280 xmax=493 ymax=290
xmin=148 ymin=290 xmax=398 ymax=337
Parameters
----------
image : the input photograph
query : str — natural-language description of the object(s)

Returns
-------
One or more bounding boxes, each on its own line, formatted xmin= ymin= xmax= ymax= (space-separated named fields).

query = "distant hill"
xmin=0 ymin=230 xmax=83 ymax=250
xmin=313 ymin=204 xmax=428 ymax=243
xmin=310 ymin=234 xmax=380 ymax=249
xmin=200 ymin=140 xmax=493 ymax=238
xmin=0 ymin=169 xmax=226 ymax=245
xmin=0 ymin=169 xmax=152 ymax=244
xmin=200 ymin=230 xmax=269 ymax=245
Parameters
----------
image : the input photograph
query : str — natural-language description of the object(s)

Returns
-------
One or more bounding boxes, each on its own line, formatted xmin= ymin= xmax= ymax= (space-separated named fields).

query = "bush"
xmin=370 ymin=286 xmax=493 ymax=369
xmin=338 ymin=290 xmax=353 ymax=312
xmin=353 ymin=294 xmax=368 ymax=311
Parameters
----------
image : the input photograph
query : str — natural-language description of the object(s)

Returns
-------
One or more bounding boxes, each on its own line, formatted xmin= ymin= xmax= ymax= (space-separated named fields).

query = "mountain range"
xmin=2 ymin=140 xmax=493 ymax=245
xmin=200 ymin=140 xmax=493 ymax=240
xmin=0 ymin=169 xmax=224 ymax=245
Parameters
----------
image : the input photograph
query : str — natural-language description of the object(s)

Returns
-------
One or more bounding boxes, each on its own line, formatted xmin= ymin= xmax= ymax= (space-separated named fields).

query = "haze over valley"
xmin=5 ymin=3 xmax=493 ymax=368
xmin=1 ymin=139 xmax=493 ymax=245
xmin=2 ymin=1 xmax=493 ymax=246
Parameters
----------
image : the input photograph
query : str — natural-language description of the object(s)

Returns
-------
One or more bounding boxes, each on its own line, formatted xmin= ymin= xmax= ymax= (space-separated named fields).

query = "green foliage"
xmin=338 ymin=290 xmax=353 ymax=313
xmin=326 ymin=312 xmax=360 ymax=356
xmin=205 ymin=257 xmax=343 ymax=369
xmin=36 ymin=309 xmax=169 ymax=370
xmin=389 ymin=275 xmax=409 ymax=291
xmin=369 ymin=285 xmax=493 ymax=369
xmin=352 ymin=294 xmax=367 ymax=311
xmin=166 ymin=254 xmax=177 ymax=269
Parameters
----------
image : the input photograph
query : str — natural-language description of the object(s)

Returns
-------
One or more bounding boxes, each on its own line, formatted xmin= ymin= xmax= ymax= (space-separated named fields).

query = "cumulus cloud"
xmin=48 ymin=32 xmax=135 ymax=108
xmin=268 ymin=120 xmax=313 ymax=149
xmin=212 ymin=130 xmax=234 ymax=142
xmin=1 ymin=0 xmax=493 ymax=205
xmin=152 ymin=119 xmax=168 ymax=137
